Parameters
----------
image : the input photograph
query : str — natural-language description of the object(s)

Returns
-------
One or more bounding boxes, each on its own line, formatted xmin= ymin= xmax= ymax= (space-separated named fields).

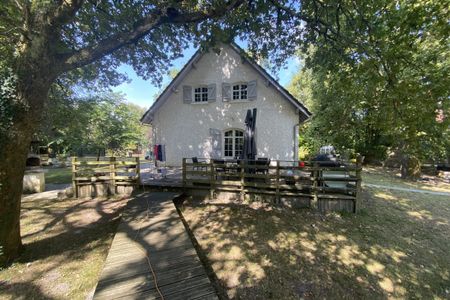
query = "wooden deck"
xmin=139 ymin=163 xmax=183 ymax=189
xmin=94 ymin=192 xmax=217 ymax=300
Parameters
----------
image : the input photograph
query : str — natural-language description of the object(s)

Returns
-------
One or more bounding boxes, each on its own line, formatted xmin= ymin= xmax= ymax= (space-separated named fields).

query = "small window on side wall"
xmin=232 ymin=84 xmax=248 ymax=100
xmin=194 ymin=87 xmax=208 ymax=102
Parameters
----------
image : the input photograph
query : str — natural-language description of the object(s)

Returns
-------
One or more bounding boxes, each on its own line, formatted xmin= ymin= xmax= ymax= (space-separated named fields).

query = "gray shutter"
xmin=208 ymin=84 xmax=216 ymax=102
xmin=209 ymin=128 xmax=222 ymax=158
xmin=248 ymin=80 xmax=257 ymax=100
xmin=222 ymin=83 xmax=231 ymax=102
xmin=183 ymin=85 xmax=192 ymax=103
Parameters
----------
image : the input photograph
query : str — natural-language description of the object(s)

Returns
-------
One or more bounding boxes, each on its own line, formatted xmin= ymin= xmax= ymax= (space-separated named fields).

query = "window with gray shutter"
xmin=208 ymin=84 xmax=216 ymax=102
xmin=248 ymin=80 xmax=257 ymax=100
xmin=232 ymin=83 xmax=248 ymax=100
xmin=209 ymin=128 xmax=222 ymax=158
xmin=222 ymin=83 xmax=231 ymax=101
xmin=183 ymin=85 xmax=192 ymax=103
xmin=194 ymin=86 xmax=208 ymax=102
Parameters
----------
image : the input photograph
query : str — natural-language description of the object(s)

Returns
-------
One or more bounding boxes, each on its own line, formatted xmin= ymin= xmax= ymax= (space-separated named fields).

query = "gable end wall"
xmin=152 ymin=45 xmax=300 ymax=166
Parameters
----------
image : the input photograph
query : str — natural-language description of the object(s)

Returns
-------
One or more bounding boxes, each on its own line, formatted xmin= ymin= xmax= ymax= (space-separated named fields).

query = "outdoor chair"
xmin=192 ymin=157 xmax=207 ymax=171
xmin=255 ymin=158 xmax=270 ymax=175
xmin=212 ymin=159 xmax=226 ymax=179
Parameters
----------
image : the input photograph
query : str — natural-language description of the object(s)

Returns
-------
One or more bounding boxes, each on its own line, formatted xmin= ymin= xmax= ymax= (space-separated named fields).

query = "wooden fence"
xmin=182 ymin=158 xmax=362 ymax=213
xmin=72 ymin=156 xmax=140 ymax=198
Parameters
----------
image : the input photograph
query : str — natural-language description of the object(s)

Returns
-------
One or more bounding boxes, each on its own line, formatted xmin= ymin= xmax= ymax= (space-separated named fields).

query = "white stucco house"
xmin=141 ymin=43 xmax=311 ymax=166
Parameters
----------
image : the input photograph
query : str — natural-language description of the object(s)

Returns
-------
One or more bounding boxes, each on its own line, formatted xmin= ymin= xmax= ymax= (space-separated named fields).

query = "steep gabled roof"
xmin=141 ymin=42 xmax=311 ymax=124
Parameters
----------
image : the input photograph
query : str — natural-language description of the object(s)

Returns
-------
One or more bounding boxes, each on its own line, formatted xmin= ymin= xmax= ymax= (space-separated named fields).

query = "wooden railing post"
xmin=275 ymin=160 xmax=280 ymax=204
xmin=355 ymin=154 xmax=363 ymax=213
xmin=72 ymin=156 xmax=78 ymax=198
xmin=240 ymin=160 xmax=245 ymax=201
xmin=311 ymin=161 xmax=319 ymax=210
xmin=210 ymin=161 xmax=215 ymax=200
xmin=110 ymin=156 xmax=116 ymax=195
xmin=135 ymin=157 xmax=140 ymax=186
xmin=182 ymin=158 xmax=187 ymax=190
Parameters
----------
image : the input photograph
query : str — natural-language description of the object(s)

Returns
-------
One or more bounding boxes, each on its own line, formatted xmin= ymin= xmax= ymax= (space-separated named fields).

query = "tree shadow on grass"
xmin=18 ymin=197 xmax=127 ymax=263
xmin=180 ymin=187 xmax=450 ymax=299
xmin=4 ymin=191 xmax=208 ymax=299
xmin=21 ymin=199 xmax=93 ymax=239
xmin=0 ymin=193 xmax=133 ymax=299
xmin=1 ymin=281 xmax=57 ymax=300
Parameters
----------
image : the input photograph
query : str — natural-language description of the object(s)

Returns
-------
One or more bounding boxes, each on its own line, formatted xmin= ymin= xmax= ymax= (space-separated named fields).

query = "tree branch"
xmin=268 ymin=0 xmax=343 ymax=44
xmin=60 ymin=0 xmax=245 ymax=72
xmin=49 ymin=0 xmax=85 ymax=28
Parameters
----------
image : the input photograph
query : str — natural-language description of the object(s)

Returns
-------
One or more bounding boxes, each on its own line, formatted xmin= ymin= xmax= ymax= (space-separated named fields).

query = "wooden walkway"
xmin=94 ymin=192 xmax=217 ymax=300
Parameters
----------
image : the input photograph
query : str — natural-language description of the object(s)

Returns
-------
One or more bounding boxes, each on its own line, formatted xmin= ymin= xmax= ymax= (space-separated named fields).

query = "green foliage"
xmin=288 ymin=0 xmax=450 ymax=164
xmin=0 ymin=1 xmax=334 ymax=89
xmin=39 ymin=90 xmax=148 ymax=156
xmin=0 ymin=64 xmax=28 ymax=157
xmin=0 ymin=65 xmax=17 ymax=137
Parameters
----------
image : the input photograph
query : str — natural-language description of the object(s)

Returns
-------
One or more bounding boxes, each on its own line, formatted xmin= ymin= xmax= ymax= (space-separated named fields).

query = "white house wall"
xmin=152 ymin=45 xmax=299 ymax=166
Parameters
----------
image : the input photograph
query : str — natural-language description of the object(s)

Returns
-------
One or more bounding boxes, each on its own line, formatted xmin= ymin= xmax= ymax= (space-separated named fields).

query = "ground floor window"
xmin=224 ymin=129 xmax=244 ymax=158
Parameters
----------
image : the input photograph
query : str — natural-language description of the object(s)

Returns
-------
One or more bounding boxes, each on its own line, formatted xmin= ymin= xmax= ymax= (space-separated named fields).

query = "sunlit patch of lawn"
xmin=44 ymin=167 xmax=73 ymax=184
xmin=363 ymin=166 xmax=450 ymax=193
xmin=181 ymin=186 xmax=450 ymax=299
xmin=0 ymin=192 xmax=128 ymax=299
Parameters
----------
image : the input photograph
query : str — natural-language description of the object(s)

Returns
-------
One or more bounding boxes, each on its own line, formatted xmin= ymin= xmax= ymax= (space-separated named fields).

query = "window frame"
xmin=223 ymin=129 xmax=244 ymax=158
xmin=193 ymin=86 xmax=209 ymax=103
xmin=232 ymin=83 xmax=248 ymax=101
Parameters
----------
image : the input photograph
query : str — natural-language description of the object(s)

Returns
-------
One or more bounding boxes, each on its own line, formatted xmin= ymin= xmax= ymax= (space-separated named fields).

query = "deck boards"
xmin=94 ymin=192 xmax=217 ymax=300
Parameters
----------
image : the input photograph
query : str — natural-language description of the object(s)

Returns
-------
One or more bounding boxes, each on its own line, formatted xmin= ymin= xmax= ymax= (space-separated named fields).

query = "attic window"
xmin=232 ymin=84 xmax=248 ymax=100
xmin=194 ymin=87 xmax=208 ymax=102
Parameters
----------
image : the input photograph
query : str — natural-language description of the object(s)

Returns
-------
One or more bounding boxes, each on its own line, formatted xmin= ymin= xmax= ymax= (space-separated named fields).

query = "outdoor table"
xmin=223 ymin=159 xmax=240 ymax=174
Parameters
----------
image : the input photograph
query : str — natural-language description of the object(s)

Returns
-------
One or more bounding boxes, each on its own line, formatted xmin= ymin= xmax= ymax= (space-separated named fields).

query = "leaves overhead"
xmin=288 ymin=0 xmax=449 ymax=163
xmin=1 ymin=1 xmax=342 ymax=86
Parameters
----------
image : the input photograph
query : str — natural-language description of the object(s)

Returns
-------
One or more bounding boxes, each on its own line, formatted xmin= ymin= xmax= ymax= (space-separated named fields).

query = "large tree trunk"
xmin=400 ymin=155 xmax=421 ymax=180
xmin=396 ymin=142 xmax=422 ymax=180
xmin=0 ymin=123 xmax=31 ymax=265
xmin=0 ymin=60 xmax=53 ymax=265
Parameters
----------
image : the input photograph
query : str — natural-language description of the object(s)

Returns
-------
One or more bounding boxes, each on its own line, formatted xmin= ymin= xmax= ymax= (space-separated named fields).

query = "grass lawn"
xmin=363 ymin=166 xmax=450 ymax=193
xmin=44 ymin=167 xmax=73 ymax=184
xmin=0 ymin=192 xmax=128 ymax=299
xmin=181 ymin=176 xmax=450 ymax=299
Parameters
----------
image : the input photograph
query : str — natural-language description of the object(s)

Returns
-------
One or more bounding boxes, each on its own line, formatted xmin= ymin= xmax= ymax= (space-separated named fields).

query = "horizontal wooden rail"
xmin=182 ymin=157 xmax=363 ymax=213
xmin=72 ymin=156 xmax=140 ymax=198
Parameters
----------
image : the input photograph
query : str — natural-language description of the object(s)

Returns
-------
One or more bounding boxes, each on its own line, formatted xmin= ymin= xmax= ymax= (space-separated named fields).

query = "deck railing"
xmin=71 ymin=156 xmax=140 ymax=198
xmin=182 ymin=158 xmax=362 ymax=212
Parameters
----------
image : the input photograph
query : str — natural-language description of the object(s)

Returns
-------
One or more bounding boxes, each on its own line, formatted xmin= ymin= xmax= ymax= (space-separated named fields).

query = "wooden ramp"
xmin=94 ymin=192 xmax=217 ymax=300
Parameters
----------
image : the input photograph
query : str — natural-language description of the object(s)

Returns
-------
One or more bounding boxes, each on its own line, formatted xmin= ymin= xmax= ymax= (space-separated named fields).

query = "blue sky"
xmin=112 ymin=44 xmax=301 ymax=109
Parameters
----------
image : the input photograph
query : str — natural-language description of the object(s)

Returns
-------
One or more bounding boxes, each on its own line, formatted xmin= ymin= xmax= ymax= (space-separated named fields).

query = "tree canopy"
xmin=288 ymin=0 xmax=449 ymax=171
xmin=39 ymin=88 xmax=148 ymax=156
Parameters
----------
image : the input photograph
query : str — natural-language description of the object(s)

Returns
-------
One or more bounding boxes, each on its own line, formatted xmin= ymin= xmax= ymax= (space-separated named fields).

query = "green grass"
xmin=363 ymin=166 xmax=450 ymax=193
xmin=44 ymin=167 xmax=72 ymax=184
xmin=181 ymin=180 xmax=450 ymax=299
xmin=0 ymin=193 xmax=128 ymax=300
